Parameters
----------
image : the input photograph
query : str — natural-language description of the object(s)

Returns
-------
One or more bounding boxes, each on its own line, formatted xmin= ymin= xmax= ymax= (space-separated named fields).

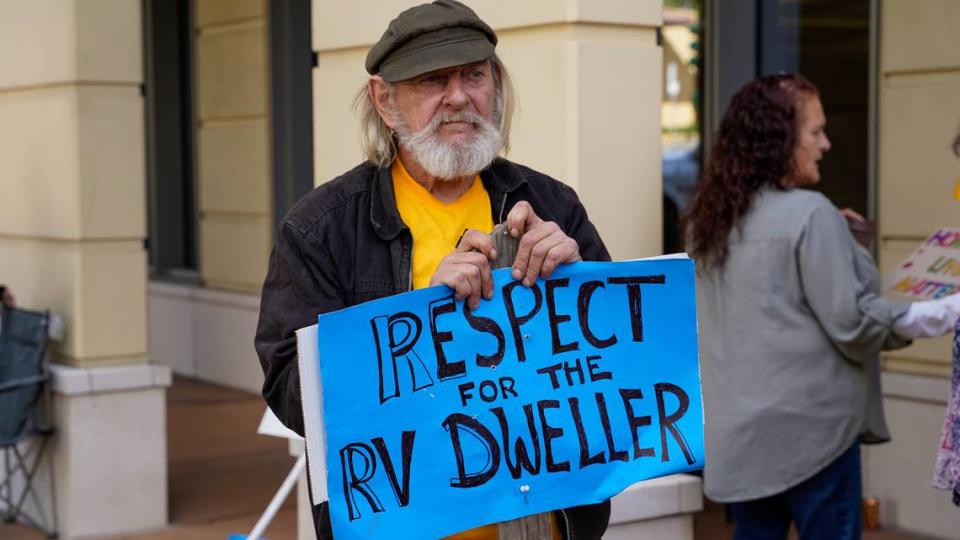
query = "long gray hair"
xmin=354 ymin=54 xmax=516 ymax=168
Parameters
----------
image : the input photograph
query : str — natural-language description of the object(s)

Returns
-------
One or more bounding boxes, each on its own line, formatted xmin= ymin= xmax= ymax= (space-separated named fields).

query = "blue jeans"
xmin=730 ymin=443 xmax=862 ymax=540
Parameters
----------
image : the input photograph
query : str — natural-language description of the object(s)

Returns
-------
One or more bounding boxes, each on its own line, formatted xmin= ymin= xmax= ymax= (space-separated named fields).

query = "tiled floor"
xmin=1 ymin=376 xmax=298 ymax=540
xmin=0 ymin=376 xmax=939 ymax=540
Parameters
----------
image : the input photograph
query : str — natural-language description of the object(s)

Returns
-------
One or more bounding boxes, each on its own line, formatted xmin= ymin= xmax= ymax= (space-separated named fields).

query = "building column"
xmin=311 ymin=0 xmax=663 ymax=259
xmin=0 ymin=1 xmax=168 ymax=536
xmin=496 ymin=1 xmax=665 ymax=259
xmin=870 ymin=1 xmax=960 ymax=538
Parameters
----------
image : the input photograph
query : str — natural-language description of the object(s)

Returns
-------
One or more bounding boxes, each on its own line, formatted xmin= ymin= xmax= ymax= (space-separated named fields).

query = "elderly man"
xmin=255 ymin=1 xmax=610 ymax=538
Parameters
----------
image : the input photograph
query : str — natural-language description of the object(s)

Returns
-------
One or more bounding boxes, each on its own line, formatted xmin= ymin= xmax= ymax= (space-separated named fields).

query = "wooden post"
xmin=491 ymin=223 xmax=520 ymax=270
xmin=498 ymin=513 xmax=554 ymax=539
xmin=490 ymin=228 xmax=555 ymax=539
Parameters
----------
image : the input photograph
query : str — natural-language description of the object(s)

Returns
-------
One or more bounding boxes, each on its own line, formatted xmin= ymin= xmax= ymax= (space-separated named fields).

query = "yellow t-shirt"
xmin=392 ymin=159 xmax=495 ymax=290
xmin=392 ymin=159 xmax=561 ymax=540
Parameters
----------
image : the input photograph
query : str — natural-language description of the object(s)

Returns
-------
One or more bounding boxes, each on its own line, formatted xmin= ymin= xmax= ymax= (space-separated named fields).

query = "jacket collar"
xmin=370 ymin=164 xmax=405 ymax=240
xmin=480 ymin=157 xmax=527 ymax=195
xmin=369 ymin=157 xmax=528 ymax=240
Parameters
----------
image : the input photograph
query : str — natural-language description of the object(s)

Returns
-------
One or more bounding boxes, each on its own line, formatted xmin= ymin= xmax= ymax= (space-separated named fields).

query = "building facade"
xmin=0 ymin=0 xmax=958 ymax=538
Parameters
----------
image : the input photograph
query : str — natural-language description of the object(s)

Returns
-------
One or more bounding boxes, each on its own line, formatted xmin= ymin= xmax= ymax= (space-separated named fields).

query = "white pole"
xmin=246 ymin=453 xmax=307 ymax=540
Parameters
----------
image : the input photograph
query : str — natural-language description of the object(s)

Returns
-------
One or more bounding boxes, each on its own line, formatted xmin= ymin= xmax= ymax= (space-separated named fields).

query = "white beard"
xmin=393 ymin=109 xmax=503 ymax=180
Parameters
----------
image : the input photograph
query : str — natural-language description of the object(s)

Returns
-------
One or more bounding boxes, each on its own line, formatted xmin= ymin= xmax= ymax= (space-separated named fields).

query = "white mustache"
xmin=429 ymin=111 xmax=484 ymax=131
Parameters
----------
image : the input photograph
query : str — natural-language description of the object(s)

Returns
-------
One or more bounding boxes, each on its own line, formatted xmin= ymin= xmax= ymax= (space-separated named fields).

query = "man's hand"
xmin=505 ymin=201 xmax=581 ymax=287
xmin=429 ymin=230 xmax=497 ymax=309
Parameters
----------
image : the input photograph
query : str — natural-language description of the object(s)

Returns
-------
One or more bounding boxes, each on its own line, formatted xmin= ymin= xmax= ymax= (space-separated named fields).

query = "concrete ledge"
xmin=45 ymin=364 xmax=170 ymax=537
xmin=50 ymin=362 xmax=171 ymax=395
xmin=609 ymin=474 xmax=703 ymax=524
xmin=149 ymin=279 xmax=261 ymax=310
xmin=881 ymin=371 xmax=950 ymax=404
xmin=53 ymin=384 xmax=168 ymax=536
xmin=148 ymin=279 xmax=264 ymax=393
xmin=864 ymin=371 xmax=957 ymax=538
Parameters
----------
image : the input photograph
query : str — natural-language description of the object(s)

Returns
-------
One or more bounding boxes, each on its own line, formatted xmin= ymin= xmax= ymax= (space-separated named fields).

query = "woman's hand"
xmin=839 ymin=207 xmax=866 ymax=223
xmin=0 ymin=286 xmax=14 ymax=307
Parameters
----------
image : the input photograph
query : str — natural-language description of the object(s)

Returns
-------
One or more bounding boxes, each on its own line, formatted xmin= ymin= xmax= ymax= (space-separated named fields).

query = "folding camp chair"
xmin=0 ymin=304 xmax=58 ymax=538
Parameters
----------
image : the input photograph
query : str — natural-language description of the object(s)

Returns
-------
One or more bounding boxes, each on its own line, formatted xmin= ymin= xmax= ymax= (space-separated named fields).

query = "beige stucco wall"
xmin=0 ymin=2 xmax=172 ymax=536
xmin=878 ymin=0 xmax=960 ymax=377
xmin=311 ymin=0 xmax=664 ymax=260
xmin=862 ymin=374 xmax=959 ymax=539
xmin=867 ymin=4 xmax=960 ymax=536
xmin=194 ymin=0 xmax=272 ymax=292
xmin=0 ymin=0 xmax=147 ymax=368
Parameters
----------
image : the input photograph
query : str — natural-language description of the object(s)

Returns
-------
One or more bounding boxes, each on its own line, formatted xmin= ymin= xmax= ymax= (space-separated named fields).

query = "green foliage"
xmin=664 ymin=0 xmax=700 ymax=9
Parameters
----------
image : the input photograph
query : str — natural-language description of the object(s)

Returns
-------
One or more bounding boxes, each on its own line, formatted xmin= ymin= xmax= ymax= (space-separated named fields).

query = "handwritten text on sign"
xmin=316 ymin=260 xmax=704 ymax=540
xmin=884 ymin=228 xmax=960 ymax=300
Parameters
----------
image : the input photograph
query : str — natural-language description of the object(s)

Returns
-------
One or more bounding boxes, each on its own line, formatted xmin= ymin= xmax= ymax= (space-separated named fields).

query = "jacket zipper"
xmin=559 ymin=508 xmax=572 ymax=540
xmin=406 ymin=232 xmax=414 ymax=292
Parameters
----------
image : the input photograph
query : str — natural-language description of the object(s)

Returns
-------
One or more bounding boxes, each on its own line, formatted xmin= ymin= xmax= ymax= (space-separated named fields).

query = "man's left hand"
xmin=505 ymin=201 xmax=581 ymax=286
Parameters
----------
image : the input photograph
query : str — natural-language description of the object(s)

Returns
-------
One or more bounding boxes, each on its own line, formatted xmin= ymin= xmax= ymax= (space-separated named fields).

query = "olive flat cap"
xmin=365 ymin=0 xmax=497 ymax=82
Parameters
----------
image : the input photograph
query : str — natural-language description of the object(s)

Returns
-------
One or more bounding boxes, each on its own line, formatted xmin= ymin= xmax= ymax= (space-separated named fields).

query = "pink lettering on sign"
xmin=925 ymin=229 xmax=960 ymax=249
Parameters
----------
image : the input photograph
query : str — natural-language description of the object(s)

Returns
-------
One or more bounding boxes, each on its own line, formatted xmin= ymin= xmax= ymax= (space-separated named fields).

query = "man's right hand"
xmin=429 ymin=230 xmax=497 ymax=310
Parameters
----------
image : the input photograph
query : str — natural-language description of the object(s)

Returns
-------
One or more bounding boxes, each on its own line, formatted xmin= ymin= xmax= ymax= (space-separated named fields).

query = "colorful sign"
xmin=884 ymin=228 xmax=960 ymax=300
xmin=311 ymin=259 xmax=703 ymax=540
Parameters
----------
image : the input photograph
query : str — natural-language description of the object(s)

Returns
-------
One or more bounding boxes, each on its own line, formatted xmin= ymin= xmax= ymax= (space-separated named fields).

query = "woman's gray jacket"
xmin=696 ymin=187 xmax=911 ymax=502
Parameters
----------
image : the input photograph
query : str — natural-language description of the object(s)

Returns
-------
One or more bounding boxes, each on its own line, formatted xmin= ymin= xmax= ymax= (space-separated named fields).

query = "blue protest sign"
xmin=316 ymin=259 xmax=703 ymax=540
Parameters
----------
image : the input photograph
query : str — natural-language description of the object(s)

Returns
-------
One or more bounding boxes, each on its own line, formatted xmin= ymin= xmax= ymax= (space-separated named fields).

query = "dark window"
xmin=269 ymin=0 xmax=315 ymax=233
xmin=757 ymin=0 xmax=871 ymax=216
xmin=143 ymin=0 xmax=198 ymax=278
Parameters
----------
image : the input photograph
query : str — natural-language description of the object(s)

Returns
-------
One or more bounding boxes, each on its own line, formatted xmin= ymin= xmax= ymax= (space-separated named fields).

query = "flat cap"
xmin=365 ymin=0 xmax=497 ymax=83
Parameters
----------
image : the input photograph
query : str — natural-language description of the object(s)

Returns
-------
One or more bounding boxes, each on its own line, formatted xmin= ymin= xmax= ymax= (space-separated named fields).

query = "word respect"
xmin=370 ymin=274 xmax=666 ymax=404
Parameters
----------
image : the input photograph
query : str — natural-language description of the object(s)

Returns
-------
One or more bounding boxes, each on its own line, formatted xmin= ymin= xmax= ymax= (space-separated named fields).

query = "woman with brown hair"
xmin=688 ymin=74 xmax=960 ymax=539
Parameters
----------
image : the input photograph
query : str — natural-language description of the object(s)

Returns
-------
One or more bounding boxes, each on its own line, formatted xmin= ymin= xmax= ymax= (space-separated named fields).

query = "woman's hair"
xmin=353 ymin=54 xmax=516 ymax=168
xmin=686 ymin=73 xmax=819 ymax=270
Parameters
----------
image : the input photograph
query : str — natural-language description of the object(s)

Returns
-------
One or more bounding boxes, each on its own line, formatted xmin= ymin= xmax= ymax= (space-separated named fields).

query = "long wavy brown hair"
xmin=686 ymin=73 xmax=819 ymax=270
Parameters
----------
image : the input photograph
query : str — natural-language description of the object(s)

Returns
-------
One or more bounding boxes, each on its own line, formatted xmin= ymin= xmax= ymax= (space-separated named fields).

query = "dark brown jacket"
xmin=255 ymin=158 xmax=611 ymax=539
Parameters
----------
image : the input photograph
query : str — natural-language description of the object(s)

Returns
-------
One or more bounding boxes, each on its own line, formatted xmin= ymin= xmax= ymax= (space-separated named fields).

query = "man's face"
xmin=391 ymin=61 xmax=497 ymax=145
xmin=372 ymin=60 xmax=503 ymax=180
